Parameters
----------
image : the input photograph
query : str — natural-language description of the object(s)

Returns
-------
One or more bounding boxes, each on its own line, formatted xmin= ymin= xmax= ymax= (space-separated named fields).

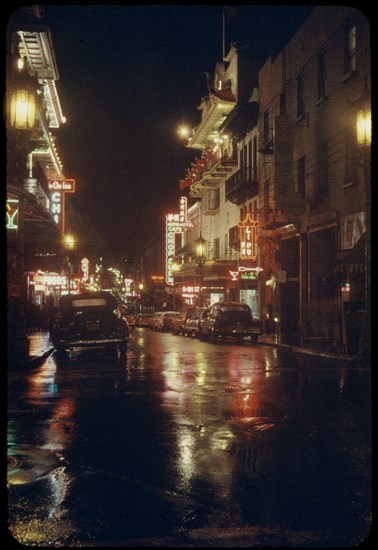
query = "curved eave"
xmin=44 ymin=80 xmax=65 ymax=128
xmin=187 ymin=95 xmax=236 ymax=150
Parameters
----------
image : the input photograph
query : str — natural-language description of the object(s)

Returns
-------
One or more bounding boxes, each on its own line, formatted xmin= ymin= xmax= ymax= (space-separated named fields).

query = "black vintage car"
xmin=51 ymin=291 xmax=129 ymax=356
xmin=198 ymin=301 xmax=262 ymax=344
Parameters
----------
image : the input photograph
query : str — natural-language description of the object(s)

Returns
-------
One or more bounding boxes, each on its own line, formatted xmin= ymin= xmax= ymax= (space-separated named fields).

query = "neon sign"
xmin=229 ymin=266 xmax=263 ymax=281
xmin=81 ymin=258 xmax=89 ymax=283
xmin=238 ymin=212 xmax=259 ymax=260
xmin=6 ymin=199 xmax=19 ymax=230
xmin=47 ymin=171 xmax=76 ymax=232
xmin=166 ymin=197 xmax=193 ymax=285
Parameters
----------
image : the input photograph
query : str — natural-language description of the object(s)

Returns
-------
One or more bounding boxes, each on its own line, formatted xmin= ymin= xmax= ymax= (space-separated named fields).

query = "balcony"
xmin=225 ymin=167 xmax=258 ymax=205
xmin=258 ymin=130 xmax=274 ymax=155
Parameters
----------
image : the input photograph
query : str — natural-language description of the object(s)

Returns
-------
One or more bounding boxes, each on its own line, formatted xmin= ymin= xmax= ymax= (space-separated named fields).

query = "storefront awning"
xmin=7 ymin=184 xmax=60 ymax=242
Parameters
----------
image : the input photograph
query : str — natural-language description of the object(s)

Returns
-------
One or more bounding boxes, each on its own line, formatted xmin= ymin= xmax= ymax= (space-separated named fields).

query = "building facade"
xmin=173 ymin=6 xmax=370 ymax=356
xmin=6 ymin=6 xmax=73 ymax=308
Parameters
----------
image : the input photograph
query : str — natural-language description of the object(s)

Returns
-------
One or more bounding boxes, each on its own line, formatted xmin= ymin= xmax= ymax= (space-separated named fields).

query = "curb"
xmin=259 ymin=338 xmax=369 ymax=363
xmin=27 ymin=347 xmax=55 ymax=367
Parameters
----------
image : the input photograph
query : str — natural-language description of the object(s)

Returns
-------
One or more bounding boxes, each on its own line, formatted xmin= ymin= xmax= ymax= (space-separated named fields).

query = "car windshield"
xmin=220 ymin=304 xmax=250 ymax=313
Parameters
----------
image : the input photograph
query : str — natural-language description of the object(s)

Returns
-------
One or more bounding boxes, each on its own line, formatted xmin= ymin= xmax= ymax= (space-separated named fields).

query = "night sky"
xmin=42 ymin=4 xmax=315 ymax=262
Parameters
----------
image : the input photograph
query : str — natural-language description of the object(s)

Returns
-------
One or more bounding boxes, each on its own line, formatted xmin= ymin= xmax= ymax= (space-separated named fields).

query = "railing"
xmin=225 ymin=167 xmax=258 ymax=205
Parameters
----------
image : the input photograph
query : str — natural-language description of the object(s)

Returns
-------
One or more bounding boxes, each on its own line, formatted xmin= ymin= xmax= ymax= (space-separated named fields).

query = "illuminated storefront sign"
xmin=81 ymin=258 xmax=89 ymax=283
xmin=182 ymin=285 xmax=200 ymax=294
xmin=166 ymin=196 xmax=193 ymax=285
xmin=6 ymin=199 xmax=19 ymax=230
xmin=151 ymin=275 xmax=165 ymax=283
xmin=48 ymin=174 xmax=76 ymax=232
xmin=32 ymin=271 xmax=67 ymax=287
xmin=238 ymin=213 xmax=259 ymax=260
xmin=229 ymin=266 xmax=263 ymax=281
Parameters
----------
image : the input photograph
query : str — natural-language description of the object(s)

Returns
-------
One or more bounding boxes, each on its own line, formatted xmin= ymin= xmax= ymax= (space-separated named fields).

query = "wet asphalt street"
xmin=7 ymin=329 xmax=371 ymax=547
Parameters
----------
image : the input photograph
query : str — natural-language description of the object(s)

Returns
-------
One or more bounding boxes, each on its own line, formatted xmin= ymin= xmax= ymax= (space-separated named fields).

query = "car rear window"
xmin=72 ymin=298 xmax=108 ymax=307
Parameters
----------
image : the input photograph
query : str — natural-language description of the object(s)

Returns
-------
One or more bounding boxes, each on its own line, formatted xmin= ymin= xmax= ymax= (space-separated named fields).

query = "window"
xmin=280 ymin=90 xmax=287 ymax=114
xmin=263 ymin=110 xmax=270 ymax=144
xmin=317 ymin=50 xmax=327 ymax=100
xmin=263 ymin=180 xmax=270 ymax=221
xmin=248 ymin=141 xmax=252 ymax=179
xmin=213 ymin=237 xmax=220 ymax=259
xmin=344 ymin=23 xmax=356 ymax=74
xmin=344 ymin=126 xmax=357 ymax=186
xmin=317 ymin=143 xmax=328 ymax=197
xmin=297 ymin=156 xmax=306 ymax=198
xmin=296 ymin=71 xmax=305 ymax=119
xmin=252 ymin=136 xmax=257 ymax=180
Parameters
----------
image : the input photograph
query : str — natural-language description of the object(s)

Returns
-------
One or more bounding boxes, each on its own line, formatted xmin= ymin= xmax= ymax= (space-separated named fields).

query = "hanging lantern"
xmin=7 ymin=60 xmax=37 ymax=130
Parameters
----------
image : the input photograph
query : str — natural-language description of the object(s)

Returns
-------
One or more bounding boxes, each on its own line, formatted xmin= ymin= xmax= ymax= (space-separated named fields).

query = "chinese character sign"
xmin=238 ymin=213 xmax=259 ymax=260
xmin=166 ymin=197 xmax=193 ymax=285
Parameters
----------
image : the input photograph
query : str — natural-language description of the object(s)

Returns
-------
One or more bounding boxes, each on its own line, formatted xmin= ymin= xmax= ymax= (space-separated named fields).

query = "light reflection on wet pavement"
xmin=7 ymin=330 xmax=371 ymax=547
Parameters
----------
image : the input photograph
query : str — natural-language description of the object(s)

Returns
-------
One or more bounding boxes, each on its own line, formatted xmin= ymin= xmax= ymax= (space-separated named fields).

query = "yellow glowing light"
xmin=178 ymin=126 xmax=190 ymax=138
xmin=9 ymin=88 xmax=36 ymax=129
xmin=64 ymin=234 xmax=75 ymax=250
xmin=356 ymin=109 xmax=371 ymax=147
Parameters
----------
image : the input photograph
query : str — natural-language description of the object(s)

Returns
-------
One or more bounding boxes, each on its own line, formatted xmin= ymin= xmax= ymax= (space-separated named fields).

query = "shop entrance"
xmin=240 ymin=287 xmax=258 ymax=318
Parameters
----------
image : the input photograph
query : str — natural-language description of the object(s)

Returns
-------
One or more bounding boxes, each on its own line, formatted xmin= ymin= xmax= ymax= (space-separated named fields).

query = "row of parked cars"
xmin=139 ymin=302 xmax=262 ymax=344
xmin=49 ymin=293 xmax=262 ymax=357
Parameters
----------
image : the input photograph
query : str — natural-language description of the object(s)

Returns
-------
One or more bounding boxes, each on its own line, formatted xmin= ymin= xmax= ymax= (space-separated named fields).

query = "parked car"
xmin=51 ymin=290 xmax=130 ymax=356
xmin=198 ymin=301 xmax=262 ymax=343
xmin=171 ymin=307 xmax=196 ymax=335
xmin=155 ymin=311 xmax=181 ymax=332
xmin=182 ymin=307 xmax=208 ymax=337
xmin=135 ymin=313 xmax=155 ymax=328
xmin=149 ymin=311 xmax=164 ymax=330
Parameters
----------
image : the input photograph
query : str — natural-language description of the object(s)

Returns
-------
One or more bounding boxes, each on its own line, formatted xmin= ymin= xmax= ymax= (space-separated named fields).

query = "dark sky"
xmin=42 ymin=4 xmax=315 ymax=261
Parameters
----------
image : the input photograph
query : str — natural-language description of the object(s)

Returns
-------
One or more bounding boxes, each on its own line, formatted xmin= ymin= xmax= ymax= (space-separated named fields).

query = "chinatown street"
xmin=7 ymin=329 xmax=371 ymax=547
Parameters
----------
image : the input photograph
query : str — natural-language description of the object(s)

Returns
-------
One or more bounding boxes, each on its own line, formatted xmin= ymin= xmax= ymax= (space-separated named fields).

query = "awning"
xmin=7 ymin=184 xmax=60 ymax=241
xmin=336 ymin=233 xmax=366 ymax=273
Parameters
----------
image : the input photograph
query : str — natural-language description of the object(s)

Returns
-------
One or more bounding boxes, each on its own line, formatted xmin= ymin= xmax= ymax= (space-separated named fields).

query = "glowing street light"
xmin=63 ymin=234 xmax=76 ymax=294
xmin=195 ymin=233 xmax=206 ymax=307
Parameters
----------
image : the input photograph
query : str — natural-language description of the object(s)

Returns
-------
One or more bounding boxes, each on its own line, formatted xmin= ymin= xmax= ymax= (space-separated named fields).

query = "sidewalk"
xmin=258 ymin=333 xmax=370 ymax=364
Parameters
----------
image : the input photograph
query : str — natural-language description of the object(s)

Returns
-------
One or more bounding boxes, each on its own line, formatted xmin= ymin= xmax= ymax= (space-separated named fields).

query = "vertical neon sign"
xmin=238 ymin=212 xmax=259 ymax=260
xmin=165 ymin=196 xmax=193 ymax=285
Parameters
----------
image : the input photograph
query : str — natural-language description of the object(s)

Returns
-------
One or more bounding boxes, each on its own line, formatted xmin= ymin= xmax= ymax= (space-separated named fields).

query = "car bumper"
xmin=52 ymin=337 xmax=127 ymax=348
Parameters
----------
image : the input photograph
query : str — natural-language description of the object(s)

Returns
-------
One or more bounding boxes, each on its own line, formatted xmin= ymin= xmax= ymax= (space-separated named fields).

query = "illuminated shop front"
xmin=27 ymin=270 xmax=79 ymax=305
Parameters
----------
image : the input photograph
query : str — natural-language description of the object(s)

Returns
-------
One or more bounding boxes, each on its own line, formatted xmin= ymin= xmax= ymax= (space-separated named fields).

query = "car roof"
xmin=58 ymin=291 xmax=118 ymax=310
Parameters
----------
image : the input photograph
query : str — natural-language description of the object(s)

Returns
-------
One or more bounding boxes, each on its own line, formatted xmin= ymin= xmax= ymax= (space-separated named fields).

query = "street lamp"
xmin=354 ymin=79 xmax=371 ymax=357
xmin=171 ymin=261 xmax=180 ymax=311
xmin=195 ymin=233 xmax=206 ymax=307
xmin=7 ymin=56 xmax=37 ymax=131
xmin=63 ymin=234 xmax=76 ymax=294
